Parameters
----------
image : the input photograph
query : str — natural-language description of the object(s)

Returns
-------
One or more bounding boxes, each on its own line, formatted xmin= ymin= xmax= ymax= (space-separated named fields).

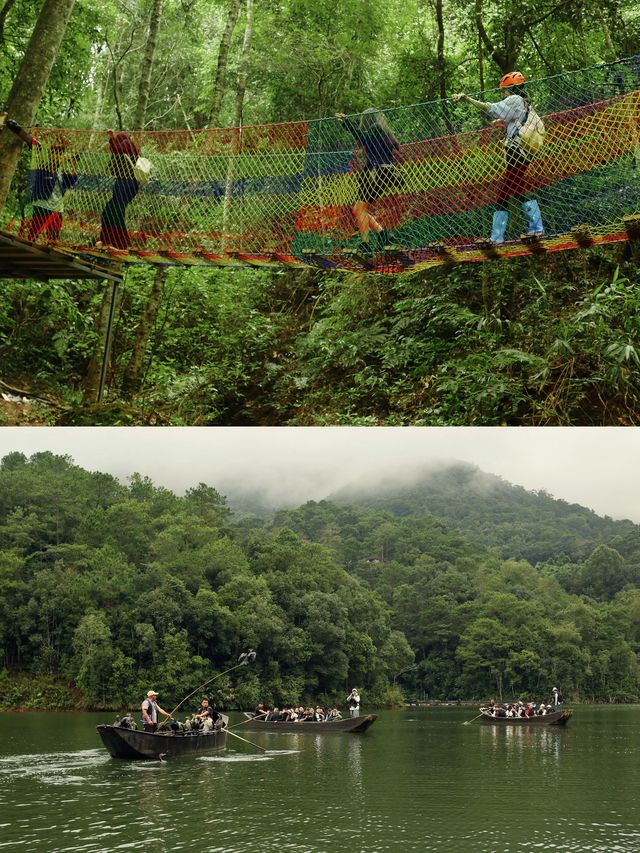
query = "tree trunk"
xmin=222 ymin=0 xmax=254 ymax=244
xmin=121 ymin=266 xmax=167 ymax=394
xmin=83 ymin=281 xmax=121 ymax=402
xmin=473 ymin=0 xmax=525 ymax=74
xmin=207 ymin=0 xmax=243 ymax=127
xmin=233 ymin=0 xmax=254 ymax=127
xmin=0 ymin=0 xmax=77 ymax=209
xmin=134 ymin=0 xmax=164 ymax=129
xmin=597 ymin=9 xmax=616 ymax=60
xmin=434 ymin=0 xmax=446 ymax=100
xmin=90 ymin=25 xmax=127 ymax=145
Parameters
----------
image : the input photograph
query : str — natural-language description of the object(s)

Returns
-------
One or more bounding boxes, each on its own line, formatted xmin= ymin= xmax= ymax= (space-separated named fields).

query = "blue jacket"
xmin=30 ymin=168 xmax=77 ymax=206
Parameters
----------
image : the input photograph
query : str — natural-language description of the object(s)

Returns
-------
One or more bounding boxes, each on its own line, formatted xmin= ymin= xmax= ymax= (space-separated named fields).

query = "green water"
xmin=0 ymin=706 xmax=638 ymax=852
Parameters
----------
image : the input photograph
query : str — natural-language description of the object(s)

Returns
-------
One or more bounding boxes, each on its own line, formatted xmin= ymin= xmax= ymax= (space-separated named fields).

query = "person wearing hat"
xmin=346 ymin=688 xmax=361 ymax=718
xmin=453 ymin=71 xmax=545 ymax=245
xmin=99 ymin=129 xmax=141 ymax=250
xmin=141 ymin=690 xmax=171 ymax=733
xmin=551 ymin=686 xmax=563 ymax=712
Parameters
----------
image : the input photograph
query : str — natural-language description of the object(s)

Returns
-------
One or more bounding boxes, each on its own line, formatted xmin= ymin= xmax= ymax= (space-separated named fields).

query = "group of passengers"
xmin=486 ymin=700 xmax=551 ymax=717
xmin=254 ymin=703 xmax=343 ymax=723
xmin=485 ymin=689 xmax=563 ymax=717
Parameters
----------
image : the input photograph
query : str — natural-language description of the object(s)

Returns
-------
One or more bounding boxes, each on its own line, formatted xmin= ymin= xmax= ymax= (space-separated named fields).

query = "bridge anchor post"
xmin=475 ymin=238 xmax=501 ymax=260
xmin=428 ymin=243 xmax=458 ymax=264
xmin=623 ymin=215 xmax=640 ymax=241
xmin=521 ymin=234 xmax=547 ymax=255
xmin=570 ymin=226 xmax=594 ymax=248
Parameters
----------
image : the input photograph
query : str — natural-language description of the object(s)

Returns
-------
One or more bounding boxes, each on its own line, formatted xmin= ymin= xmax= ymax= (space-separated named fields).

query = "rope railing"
xmin=6 ymin=55 xmax=640 ymax=273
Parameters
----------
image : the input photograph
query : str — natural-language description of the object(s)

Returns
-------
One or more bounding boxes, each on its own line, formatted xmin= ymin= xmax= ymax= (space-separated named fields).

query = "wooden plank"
xmin=428 ymin=242 xmax=458 ymax=263
xmin=0 ymin=229 xmax=123 ymax=282
xmin=300 ymin=249 xmax=340 ymax=269
xmin=381 ymin=244 xmax=415 ymax=267
xmin=341 ymin=248 xmax=375 ymax=270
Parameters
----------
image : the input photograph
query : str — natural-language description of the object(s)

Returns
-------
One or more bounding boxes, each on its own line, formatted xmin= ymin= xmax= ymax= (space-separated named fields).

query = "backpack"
xmin=133 ymin=156 xmax=152 ymax=185
xmin=126 ymin=154 xmax=152 ymax=185
xmin=518 ymin=104 xmax=545 ymax=155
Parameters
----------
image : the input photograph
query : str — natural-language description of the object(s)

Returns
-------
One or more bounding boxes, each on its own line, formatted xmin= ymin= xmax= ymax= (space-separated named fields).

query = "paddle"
xmin=225 ymin=728 xmax=267 ymax=752
xmin=158 ymin=649 xmax=256 ymax=730
xmin=228 ymin=711 xmax=268 ymax=731
xmin=463 ymin=711 xmax=486 ymax=725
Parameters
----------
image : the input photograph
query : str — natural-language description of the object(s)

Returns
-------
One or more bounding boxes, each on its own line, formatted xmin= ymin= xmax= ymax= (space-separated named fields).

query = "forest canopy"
xmin=1 ymin=452 xmax=639 ymax=710
xmin=1 ymin=0 xmax=640 ymax=425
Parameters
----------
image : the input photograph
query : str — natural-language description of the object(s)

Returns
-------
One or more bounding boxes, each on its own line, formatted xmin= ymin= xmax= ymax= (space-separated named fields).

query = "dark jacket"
xmin=343 ymin=117 xmax=400 ymax=168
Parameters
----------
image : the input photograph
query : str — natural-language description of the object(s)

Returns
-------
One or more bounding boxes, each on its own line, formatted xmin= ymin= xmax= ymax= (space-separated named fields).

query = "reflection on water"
xmin=478 ymin=721 xmax=565 ymax=765
xmin=347 ymin=733 xmax=363 ymax=788
xmin=0 ymin=708 xmax=638 ymax=852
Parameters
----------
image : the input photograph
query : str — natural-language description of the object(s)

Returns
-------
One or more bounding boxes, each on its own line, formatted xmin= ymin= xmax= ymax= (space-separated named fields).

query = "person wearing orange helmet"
xmin=453 ymin=71 xmax=545 ymax=245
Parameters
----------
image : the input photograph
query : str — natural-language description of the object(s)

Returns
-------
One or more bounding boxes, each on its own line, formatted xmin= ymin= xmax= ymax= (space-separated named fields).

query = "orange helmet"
xmin=499 ymin=71 xmax=526 ymax=88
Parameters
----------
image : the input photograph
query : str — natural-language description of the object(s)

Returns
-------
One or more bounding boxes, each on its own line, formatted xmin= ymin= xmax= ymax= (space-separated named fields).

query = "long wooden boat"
xmin=242 ymin=712 xmax=377 ymax=733
xmin=97 ymin=717 xmax=228 ymax=760
xmin=479 ymin=709 xmax=572 ymax=726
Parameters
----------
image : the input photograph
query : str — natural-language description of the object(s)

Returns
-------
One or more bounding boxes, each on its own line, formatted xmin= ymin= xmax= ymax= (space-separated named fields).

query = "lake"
xmin=0 ymin=706 xmax=638 ymax=852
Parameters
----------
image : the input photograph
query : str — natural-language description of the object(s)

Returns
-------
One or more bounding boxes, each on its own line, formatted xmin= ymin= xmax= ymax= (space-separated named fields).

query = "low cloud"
xmin=0 ymin=426 xmax=638 ymax=522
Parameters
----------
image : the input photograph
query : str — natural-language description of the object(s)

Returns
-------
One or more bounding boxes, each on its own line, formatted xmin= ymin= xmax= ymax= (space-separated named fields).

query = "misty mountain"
xmin=326 ymin=461 xmax=640 ymax=565
xmin=225 ymin=490 xmax=277 ymax=520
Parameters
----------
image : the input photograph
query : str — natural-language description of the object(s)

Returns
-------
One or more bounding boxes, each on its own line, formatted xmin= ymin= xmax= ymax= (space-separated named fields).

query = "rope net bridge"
xmin=6 ymin=55 xmax=640 ymax=274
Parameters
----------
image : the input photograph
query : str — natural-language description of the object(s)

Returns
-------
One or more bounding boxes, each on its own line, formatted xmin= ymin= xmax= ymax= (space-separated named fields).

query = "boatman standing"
xmin=346 ymin=688 xmax=361 ymax=718
xmin=551 ymin=686 xmax=564 ymax=712
xmin=141 ymin=690 xmax=171 ymax=733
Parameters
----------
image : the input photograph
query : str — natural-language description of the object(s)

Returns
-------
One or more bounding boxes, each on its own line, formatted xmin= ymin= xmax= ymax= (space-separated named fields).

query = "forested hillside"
xmin=329 ymin=461 xmax=640 ymax=564
xmin=2 ymin=452 xmax=639 ymax=710
xmin=1 ymin=0 xmax=640 ymax=424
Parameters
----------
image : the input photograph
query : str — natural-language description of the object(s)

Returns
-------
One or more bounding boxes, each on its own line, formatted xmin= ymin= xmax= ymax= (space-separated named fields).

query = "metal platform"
xmin=0 ymin=230 xmax=123 ymax=282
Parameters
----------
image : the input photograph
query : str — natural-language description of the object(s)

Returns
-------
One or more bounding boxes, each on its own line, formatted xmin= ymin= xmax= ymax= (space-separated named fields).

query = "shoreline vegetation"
xmin=0 ymin=673 xmax=635 ymax=715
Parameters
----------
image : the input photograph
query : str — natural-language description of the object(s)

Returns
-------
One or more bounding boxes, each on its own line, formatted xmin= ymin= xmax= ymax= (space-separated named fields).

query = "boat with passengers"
xmin=479 ymin=708 xmax=571 ymax=726
xmin=243 ymin=711 xmax=376 ymax=733
xmin=97 ymin=714 xmax=228 ymax=759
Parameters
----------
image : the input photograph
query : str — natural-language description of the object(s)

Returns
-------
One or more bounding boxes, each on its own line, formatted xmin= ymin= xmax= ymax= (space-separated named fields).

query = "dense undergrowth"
xmin=0 ymin=671 xmax=80 ymax=710
xmin=1 ymin=245 xmax=639 ymax=425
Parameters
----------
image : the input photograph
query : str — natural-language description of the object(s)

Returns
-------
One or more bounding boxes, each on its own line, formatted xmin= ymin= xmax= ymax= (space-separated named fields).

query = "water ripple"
xmin=0 ymin=709 xmax=639 ymax=852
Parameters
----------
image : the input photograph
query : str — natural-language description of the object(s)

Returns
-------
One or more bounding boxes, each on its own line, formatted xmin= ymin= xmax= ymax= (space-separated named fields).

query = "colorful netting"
xmin=7 ymin=55 xmax=640 ymax=274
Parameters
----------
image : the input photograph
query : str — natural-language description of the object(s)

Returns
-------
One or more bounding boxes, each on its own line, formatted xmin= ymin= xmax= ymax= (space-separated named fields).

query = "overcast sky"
xmin=1 ymin=426 xmax=639 ymax=522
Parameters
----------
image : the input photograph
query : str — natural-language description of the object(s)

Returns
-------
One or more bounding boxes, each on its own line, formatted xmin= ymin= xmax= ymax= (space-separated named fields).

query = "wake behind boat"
xmin=97 ymin=715 xmax=229 ymax=759
xmin=479 ymin=708 xmax=572 ymax=726
xmin=243 ymin=711 xmax=377 ymax=733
